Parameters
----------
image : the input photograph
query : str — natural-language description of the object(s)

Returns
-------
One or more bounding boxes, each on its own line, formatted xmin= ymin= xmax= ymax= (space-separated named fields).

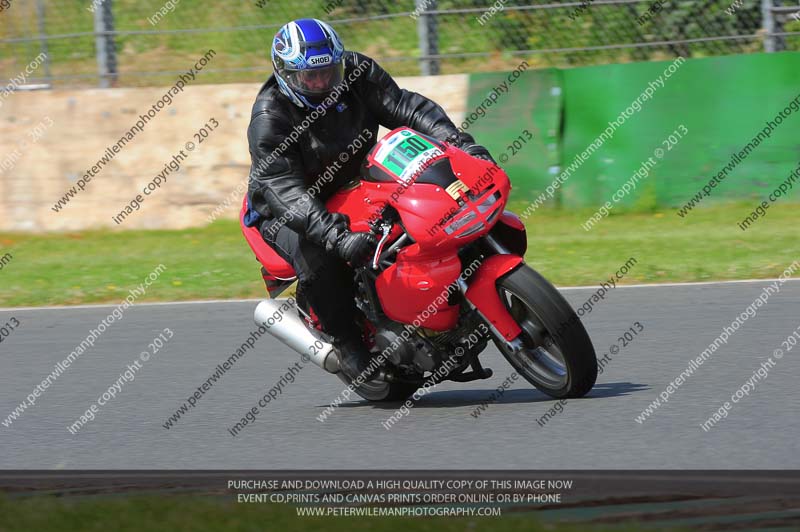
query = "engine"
xmin=373 ymin=322 xmax=438 ymax=373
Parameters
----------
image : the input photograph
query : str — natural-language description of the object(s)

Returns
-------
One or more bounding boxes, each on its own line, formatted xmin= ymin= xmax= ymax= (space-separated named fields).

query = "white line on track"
xmin=558 ymin=277 xmax=800 ymax=290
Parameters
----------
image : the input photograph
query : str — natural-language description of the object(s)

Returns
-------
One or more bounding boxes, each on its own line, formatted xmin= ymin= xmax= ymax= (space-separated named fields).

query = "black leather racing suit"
xmin=246 ymin=51 xmax=492 ymax=342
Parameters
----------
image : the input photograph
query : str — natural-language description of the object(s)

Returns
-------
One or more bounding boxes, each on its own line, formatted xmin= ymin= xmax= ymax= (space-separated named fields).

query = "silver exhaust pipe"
xmin=254 ymin=299 xmax=340 ymax=373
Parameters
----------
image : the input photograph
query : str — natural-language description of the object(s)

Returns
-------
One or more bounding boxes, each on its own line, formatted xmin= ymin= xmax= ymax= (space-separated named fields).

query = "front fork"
xmin=460 ymin=235 xmax=525 ymax=351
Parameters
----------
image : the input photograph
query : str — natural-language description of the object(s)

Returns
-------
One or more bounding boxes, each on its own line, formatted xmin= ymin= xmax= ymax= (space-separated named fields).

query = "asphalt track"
xmin=1 ymin=279 xmax=798 ymax=469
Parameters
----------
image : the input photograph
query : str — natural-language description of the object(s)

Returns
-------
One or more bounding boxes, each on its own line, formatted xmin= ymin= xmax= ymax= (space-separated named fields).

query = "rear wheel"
xmin=300 ymin=285 xmax=420 ymax=403
xmin=495 ymin=264 xmax=597 ymax=398
xmin=336 ymin=372 xmax=419 ymax=402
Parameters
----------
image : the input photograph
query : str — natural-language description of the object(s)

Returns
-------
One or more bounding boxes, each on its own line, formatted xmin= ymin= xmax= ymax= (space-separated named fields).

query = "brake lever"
xmin=371 ymin=223 xmax=392 ymax=270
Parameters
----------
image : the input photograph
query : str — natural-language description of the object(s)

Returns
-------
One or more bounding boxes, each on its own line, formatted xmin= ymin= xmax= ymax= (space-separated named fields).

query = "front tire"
xmin=495 ymin=264 xmax=597 ymax=398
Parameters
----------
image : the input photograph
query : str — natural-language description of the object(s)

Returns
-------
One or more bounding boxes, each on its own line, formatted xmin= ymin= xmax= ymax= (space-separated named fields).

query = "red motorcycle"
xmin=241 ymin=127 xmax=597 ymax=401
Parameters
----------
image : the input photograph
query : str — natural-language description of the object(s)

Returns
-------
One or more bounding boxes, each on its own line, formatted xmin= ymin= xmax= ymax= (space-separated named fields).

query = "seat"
xmin=239 ymin=196 xmax=297 ymax=281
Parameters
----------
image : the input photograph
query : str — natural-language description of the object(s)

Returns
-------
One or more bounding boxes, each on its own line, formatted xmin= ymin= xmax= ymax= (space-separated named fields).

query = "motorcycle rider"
xmin=246 ymin=18 xmax=495 ymax=381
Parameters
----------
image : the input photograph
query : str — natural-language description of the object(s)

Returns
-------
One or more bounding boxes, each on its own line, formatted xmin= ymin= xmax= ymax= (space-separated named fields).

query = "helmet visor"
xmin=284 ymin=62 xmax=344 ymax=96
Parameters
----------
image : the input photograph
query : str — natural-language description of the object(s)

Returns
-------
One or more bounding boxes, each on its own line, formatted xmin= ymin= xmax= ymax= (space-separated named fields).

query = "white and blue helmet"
xmin=271 ymin=18 xmax=345 ymax=109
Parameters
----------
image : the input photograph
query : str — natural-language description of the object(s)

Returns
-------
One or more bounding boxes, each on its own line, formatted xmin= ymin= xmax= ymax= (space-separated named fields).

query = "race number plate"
xmin=372 ymin=129 xmax=444 ymax=183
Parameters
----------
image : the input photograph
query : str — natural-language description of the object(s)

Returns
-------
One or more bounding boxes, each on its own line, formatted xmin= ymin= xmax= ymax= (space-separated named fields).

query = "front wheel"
xmin=495 ymin=264 xmax=597 ymax=398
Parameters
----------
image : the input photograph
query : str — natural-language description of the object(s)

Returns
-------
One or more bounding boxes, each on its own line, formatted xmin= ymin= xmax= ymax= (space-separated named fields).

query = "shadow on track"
xmin=328 ymin=381 xmax=647 ymax=409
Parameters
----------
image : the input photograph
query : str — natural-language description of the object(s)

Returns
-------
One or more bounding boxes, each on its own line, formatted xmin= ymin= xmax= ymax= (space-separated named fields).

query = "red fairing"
xmin=374 ymin=251 xmax=462 ymax=331
xmin=239 ymin=196 xmax=296 ymax=280
xmin=387 ymin=144 xmax=511 ymax=251
xmin=465 ymin=255 xmax=523 ymax=341
xmin=324 ymin=181 xmax=385 ymax=234
xmin=445 ymin=142 xmax=511 ymax=196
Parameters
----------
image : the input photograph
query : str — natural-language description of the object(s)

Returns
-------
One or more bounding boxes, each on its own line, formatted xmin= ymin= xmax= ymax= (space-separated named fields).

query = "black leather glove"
xmin=333 ymin=231 xmax=377 ymax=266
xmin=463 ymin=144 xmax=497 ymax=165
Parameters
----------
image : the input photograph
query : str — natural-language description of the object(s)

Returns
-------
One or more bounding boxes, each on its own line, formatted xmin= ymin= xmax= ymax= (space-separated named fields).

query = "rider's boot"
xmin=334 ymin=334 xmax=378 ymax=382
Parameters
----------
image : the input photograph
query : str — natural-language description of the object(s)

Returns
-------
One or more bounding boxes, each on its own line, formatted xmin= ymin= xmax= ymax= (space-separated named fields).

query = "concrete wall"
xmin=0 ymin=75 xmax=468 ymax=232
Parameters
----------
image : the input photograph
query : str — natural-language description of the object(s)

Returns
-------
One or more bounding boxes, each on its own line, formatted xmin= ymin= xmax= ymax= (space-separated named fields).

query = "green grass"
xmin=0 ymin=494 xmax=686 ymax=532
xmin=0 ymin=202 xmax=797 ymax=308
xmin=516 ymin=200 xmax=799 ymax=287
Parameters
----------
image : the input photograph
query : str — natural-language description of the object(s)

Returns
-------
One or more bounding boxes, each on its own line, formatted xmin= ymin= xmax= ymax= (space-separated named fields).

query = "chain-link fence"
xmin=2 ymin=0 xmax=800 ymax=88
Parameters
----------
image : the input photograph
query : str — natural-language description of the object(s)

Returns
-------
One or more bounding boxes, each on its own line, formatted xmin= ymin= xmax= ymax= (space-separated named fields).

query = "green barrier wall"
xmin=467 ymin=52 xmax=800 ymax=208
xmin=464 ymin=69 xmax=563 ymax=203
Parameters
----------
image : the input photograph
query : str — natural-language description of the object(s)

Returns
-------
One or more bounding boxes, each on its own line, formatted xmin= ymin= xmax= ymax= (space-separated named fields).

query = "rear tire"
xmin=336 ymin=373 xmax=419 ymax=402
xmin=296 ymin=288 xmax=420 ymax=402
xmin=495 ymin=264 xmax=597 ymax=398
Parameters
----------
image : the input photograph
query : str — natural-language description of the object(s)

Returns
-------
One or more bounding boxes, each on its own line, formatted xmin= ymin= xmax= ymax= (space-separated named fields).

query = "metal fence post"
xmin=94 ymin=0 xmax=118 ymax=87
xmin=761 ymin=0 xmax=776 ymax=52
xmin=35 ymin=0 xmax=53 ymax=84
xmin=416 ymin=0 xmax=440 ymax=75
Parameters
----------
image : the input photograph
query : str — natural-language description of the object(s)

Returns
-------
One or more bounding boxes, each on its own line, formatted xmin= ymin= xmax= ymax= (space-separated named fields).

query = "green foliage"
xmin=1 ymin=0 xmax=792 ymax=87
